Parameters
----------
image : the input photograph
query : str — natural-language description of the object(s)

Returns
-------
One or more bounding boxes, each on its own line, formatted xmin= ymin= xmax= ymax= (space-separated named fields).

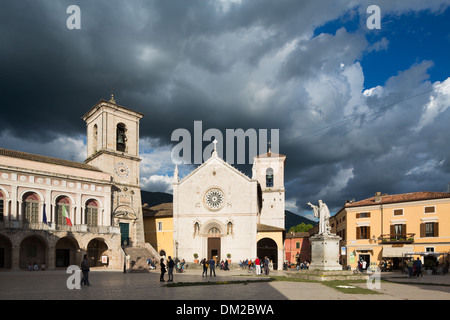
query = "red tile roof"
xmin=142 ymin=202 xmax=173 ymax=217
xmin=0 ymin=148 xmax=102 ymax=172
xmin=257 ymin=223 xmax=285 ymax=232
xmin=285 ymin=232 xmax=310 ymax=239
xmin=345 ymin=191 xmax=450 ymax=208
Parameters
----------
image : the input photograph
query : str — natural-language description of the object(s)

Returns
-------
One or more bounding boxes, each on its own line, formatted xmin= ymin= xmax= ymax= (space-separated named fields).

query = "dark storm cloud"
xmin=1 ymin=0 xmax=450 ymax=216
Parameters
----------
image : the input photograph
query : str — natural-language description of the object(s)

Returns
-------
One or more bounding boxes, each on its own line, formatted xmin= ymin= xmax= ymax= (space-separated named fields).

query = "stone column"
xmin=309 ymin=234 xmax=342 ymax=271
xmin=11 ymin=246 xmax=20 ymax=270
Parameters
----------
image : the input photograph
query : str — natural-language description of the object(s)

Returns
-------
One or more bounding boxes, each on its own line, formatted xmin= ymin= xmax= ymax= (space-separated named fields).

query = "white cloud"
xmin=317 ymin=167 xmax=354 ymax=199
xmin=140 ymin=174 xmax=173 ymax=193
xmin=406 ymin=159 xmax=445 ymax=176
xmin=139 ymin=138 xmax=174 ymax=176
xmin=415 ymin=78 xmax=450 ymax=131
xmin=0 ymin=131 xmax=86 ymax=163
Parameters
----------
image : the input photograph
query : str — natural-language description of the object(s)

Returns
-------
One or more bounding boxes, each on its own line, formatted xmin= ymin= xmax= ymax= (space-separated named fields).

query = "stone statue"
xmin=307 ymin=200 xmax=331 ymax=235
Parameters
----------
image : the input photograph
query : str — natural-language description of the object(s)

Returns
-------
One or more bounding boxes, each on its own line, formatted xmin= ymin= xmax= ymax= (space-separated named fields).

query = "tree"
xmin=288 ymin=222 xmax=313 ymax=233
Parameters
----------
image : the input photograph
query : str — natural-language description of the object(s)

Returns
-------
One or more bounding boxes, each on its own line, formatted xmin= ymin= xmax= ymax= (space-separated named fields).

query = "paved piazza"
xmin=1 ymin=268 xmax=450 ymax=301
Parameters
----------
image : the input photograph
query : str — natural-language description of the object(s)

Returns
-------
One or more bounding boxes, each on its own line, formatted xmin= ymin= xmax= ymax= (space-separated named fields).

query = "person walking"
xmin=414 ymin=257 xmax=423 ymax=277
xmin=264 ymin=256 xmax=269 ymax=275
xmin=209 ymin=257 xmax=216 ymax=277
xmin=80 ymin=254 xmax=90 ymax=286
xmin=362 ymin=259 xmax=367 ymax=272
xmin=202 ymin=258 xmax=208 ymax=277
xmin=415 ymin=258 xmax=423 ymax=277
xmin=255 ymin=257 xmax=261 ymax=275
xmin=160 ymin=258 xmax=166 ymax=282
xmin=407 ymin=259 xmax=414 ymax=278
xmin=167 ymin=256 xmax=174 ymax=282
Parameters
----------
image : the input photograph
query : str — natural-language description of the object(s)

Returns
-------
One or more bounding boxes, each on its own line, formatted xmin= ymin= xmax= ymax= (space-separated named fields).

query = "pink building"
xmin=284 ymin=232 xmax=310 ymax=265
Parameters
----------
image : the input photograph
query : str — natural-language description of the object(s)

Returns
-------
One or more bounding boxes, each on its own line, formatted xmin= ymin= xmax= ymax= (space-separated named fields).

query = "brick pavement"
xmin=1 ymin=267 xmax=450 ymax=300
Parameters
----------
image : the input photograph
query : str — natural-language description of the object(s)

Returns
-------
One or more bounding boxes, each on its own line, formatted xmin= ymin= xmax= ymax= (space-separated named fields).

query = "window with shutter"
xmin=424 ymin=206 xmax=436 ymax=214
xmin=85 ymin=199 xmax=98 ymax=227
xmin=425 ymin=223 xmax=434 ymax=237
xmin=23 ymin=192 xmax=39 ymax=224
xmin=420 ymin=223 xmax=426 ymax=238
xmin=357 ymin=226 xmax=370 ymax=239
xmin=357 ymin=212 xmax=370 ymax=218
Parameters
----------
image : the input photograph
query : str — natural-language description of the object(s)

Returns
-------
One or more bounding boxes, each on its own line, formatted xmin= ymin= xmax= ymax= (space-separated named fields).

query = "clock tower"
xmin=82 ymin=96 xmax=146 ymax=247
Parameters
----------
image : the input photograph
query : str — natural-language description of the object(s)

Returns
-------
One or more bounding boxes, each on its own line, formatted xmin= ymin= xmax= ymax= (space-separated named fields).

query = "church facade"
xmin=0 ymin=97 xmax=146 ymax=270
xmin=173 ymin=145 xmax=286 ymax=270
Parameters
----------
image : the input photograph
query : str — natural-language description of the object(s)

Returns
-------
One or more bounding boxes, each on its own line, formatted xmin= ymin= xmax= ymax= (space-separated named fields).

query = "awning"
xmin=382 ymin=246 xmax=414 ymax=258
xmin=402 ymin=252 xmax=446 ymax=257
xmin=355 ymin=247 xmax=373 ymax=251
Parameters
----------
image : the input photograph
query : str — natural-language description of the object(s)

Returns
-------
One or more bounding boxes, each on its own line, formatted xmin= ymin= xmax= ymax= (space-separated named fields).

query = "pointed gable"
xmin=177 ymin=153 xmax=253 ymax=186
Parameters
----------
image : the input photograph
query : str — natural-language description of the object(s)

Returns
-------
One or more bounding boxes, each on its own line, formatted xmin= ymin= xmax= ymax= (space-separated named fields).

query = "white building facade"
xmin=173 ymin=146 xmax=286 ymax=269
xmin=0 ymin=97 xmax=146 ymax=270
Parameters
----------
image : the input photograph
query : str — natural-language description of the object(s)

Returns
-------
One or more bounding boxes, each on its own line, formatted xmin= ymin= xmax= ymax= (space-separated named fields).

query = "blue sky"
xmin=315 ymin=6 xmax=450 ymax=89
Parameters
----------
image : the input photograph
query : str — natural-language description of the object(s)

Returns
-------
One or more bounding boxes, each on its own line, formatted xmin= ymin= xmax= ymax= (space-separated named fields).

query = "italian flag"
xmin=62 ymin=205 xmax=73 ymax=226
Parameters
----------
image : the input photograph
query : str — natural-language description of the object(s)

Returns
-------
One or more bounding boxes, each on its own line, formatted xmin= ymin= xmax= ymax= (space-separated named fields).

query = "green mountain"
xmin=284 ymin=210 xmax=316 ymax=231
xmin=141 ymin=190 xmax=173 ymax=207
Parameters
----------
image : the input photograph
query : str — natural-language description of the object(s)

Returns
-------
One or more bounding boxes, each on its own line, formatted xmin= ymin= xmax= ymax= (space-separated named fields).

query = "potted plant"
xmin=227 ymin=253 xmax=231 ymax=264
xmin=193 ymin=253 xmax=199 ymax=264
xmin=424 ymin=260 xmax=434 ymax=275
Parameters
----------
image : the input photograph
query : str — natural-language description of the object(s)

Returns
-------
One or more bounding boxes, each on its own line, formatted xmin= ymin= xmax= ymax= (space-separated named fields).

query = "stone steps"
xmin=124 ymin=246 xmax=159 ymax=273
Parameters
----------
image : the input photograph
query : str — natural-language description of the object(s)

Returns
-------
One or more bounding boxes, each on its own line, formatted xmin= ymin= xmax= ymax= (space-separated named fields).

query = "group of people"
xmin=405 ymin=258 xmax=423 ymax=277
xmin=378 ymin=260 xmax=393 ymax=272
xmin=239 ymin=257 xmax=273 ymax=275
xmin=201 ymin=257 xmax=219 ymax=277
xmin=219 ymin=259 xmax=230 ymax=271
xmin=159 ymin=256 xmax=176 ymax=282
xmin=254 ymin=256 xmax=271 ymax=275
xmin=357 ymin=259 xmax=368 ymax=272
xmin=27 ymin=262 xmax=46 ymax=271
xmin=146 ymin=258 xmax=157 ymax=270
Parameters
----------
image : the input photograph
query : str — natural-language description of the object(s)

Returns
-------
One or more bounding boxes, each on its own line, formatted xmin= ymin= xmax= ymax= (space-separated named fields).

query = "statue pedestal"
xmin=309 ymin=234 xmax=342 ymax=271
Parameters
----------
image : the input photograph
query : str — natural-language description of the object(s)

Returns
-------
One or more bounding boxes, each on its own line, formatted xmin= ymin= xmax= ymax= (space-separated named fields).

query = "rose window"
xmin=204 ymin=188 xmax=225 ymax=210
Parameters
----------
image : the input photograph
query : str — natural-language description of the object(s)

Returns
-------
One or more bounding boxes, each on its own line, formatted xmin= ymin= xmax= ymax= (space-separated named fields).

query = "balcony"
xmin=1 ymin=220 xmax=120 ymax=235
xmin=379 ymin=233 xmax=415 ymax=244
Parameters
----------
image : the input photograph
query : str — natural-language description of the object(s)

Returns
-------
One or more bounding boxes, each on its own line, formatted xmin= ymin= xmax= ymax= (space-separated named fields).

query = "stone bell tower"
xmin=82 ymin=95 xmax=145 ymax=247
xmin=252 ymin=148 xmax=286 ymax=229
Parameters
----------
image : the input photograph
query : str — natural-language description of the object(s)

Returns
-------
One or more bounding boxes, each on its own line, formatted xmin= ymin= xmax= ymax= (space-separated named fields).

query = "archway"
xmin=0 ymin=235 xmax=12 ymax=269
xmin=55 ymin=237 xmax=78 ymax=268
xmin=87 ymin=239 xmax=108 ymax=267
xmin=207 ymin=226 xmax=221 ymax=262
xmin=19 ymin=236 xmax=47 ymax=269
xmin=257 ymin=238 xmax=278 ymax=270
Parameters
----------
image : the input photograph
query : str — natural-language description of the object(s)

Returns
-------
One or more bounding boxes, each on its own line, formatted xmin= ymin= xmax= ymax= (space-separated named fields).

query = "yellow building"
xmin=143 ymin=203 xmax=174 ymax=258
xmin=338 ymin=191 xmax=450 ymax=271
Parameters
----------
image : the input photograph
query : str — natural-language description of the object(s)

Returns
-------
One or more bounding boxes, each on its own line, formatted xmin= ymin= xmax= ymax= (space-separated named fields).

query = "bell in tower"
xmin=116 ymin=123 xmax=127 ymax=152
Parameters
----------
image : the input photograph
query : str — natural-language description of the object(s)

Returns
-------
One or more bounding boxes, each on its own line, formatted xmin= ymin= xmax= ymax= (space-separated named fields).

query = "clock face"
xmin=204 ymin=188 xmax=225 ymax=211
xmin=115 ymin=163 xmax=130 ymax=178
